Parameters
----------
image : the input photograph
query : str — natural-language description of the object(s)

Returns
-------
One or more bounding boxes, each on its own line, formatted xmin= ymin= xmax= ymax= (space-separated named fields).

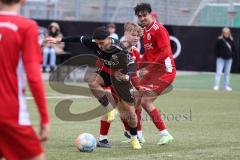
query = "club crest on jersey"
xmin=111 ymin=55 xmax=118 ymax=61
xmin=147 ymin=33 xmax=151 ymax=40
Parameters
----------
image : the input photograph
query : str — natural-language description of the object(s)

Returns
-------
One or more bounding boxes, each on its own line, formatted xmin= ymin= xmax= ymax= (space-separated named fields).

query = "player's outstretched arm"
xmin=25 ymin=62 xmax=50 ymax=142
xmin=45 ymin=35 xmax=93 ymax=48
xmin=23 ymin=23 xmax=50 ymax=142
xmin=44 ymin=35 xmax=86 ymax=44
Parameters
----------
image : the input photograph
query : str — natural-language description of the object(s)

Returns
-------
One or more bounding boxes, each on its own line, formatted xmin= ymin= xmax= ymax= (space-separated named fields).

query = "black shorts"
xmin=98 ymin=70 xmax=134 ymax=104
xmin=111 ymin=77 xmax=134 ymax=104
xmin=98 ymin=70 xmax=112 ymax=87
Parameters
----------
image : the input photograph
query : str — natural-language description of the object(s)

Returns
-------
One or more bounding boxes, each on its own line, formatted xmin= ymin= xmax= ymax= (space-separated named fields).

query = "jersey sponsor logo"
xmin=111 ymin=54 xmax=118 ymax=61
xmin=147 ymin=33 xmax=151 ymax=40
xmin=144 ymin=43 xmax=153 ymax=50
xmin=0 ymin=22 xmax=18 ymax=31
xmin=103 ymin=59 xmax=119 ymax=66
xmin=164 ymin=57 xmax=173 ymax=73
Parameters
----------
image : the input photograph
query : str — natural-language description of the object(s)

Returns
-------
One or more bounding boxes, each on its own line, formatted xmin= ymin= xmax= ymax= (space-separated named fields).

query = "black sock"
xmin=98 ymin=95 xmax=109 ymax=107
xmin=129 ymin=127 xmax=137 ymax=136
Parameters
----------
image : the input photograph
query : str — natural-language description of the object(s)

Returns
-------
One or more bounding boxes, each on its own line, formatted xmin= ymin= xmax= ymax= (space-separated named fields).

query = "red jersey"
xmin=142 ymin=21 xmax=175 ymax=73
xmin=0 ymin=12 xmax=49 ymax=125
xmin=130 ymin=46 xmax=141 ymax=64
xmin=129 ymin=46 xmax=141 ymax=89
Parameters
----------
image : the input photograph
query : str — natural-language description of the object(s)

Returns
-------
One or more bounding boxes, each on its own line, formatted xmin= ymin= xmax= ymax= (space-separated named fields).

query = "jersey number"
xmin=0 ymin=33 xmax=2 ymax=41
xmin=165 ymin=57 xmax=173 ymax=73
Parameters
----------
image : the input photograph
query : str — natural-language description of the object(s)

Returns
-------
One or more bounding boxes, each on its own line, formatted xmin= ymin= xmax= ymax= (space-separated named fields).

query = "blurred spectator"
xmin=106 ymin=23 xmax=119 ymax=40
xmin=213 ymin=27 xmax=236 ymax=91
xmin=42 ymin=22 xmax=65 ymax=72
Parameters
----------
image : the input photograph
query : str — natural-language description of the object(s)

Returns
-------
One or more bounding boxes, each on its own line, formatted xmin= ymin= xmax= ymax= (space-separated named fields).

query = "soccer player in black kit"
xmin=45 ymin=26 xmax=141 ymax=149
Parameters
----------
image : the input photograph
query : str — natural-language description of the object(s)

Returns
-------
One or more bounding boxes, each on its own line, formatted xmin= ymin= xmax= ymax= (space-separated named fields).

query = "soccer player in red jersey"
xmin=0 ymin=0 xmax=50 ymax=159
xmin=134 ymin=3 xmax=175 ymax=144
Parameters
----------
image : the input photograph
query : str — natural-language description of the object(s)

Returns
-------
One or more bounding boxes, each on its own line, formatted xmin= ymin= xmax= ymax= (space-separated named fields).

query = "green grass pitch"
xmin=26 ymin=74 xmax=240 ymax=160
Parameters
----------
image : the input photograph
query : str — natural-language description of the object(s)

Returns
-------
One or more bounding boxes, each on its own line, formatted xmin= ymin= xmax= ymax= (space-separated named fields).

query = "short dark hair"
xmin=93 ymin=26 xmax=110 ymax=40
xmin=106 ymin=23 xmax=116 ymax=29
xmin=134 ymin=3 xmax=152 ymax=15
xmin=0 ymin=0 xmax=20 ymax=5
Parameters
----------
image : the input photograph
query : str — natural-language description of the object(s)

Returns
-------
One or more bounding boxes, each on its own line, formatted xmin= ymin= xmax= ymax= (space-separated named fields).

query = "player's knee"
xmin=128 ymin=113 xmax=137 ymax=128
xmin=141 ymin=100 xmax=154 ymax=113
xmin=129 ymin=119 xmax=137 ymax=128
xmin=141 ymin=99 xmax=149 ymax=108
xmin=88 ymin=80 xmax=100 ymax=89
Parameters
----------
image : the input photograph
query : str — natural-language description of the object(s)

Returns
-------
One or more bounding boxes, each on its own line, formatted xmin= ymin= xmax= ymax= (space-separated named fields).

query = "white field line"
xmin=25 ymin=95 xmax=92 ymax=100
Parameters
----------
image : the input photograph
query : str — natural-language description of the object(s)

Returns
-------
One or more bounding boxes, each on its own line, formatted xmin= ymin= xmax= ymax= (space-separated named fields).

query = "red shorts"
xmin=139 ymin=69 xmax=176 ymax=95
xmin=0 ymin=121 xmax=43 ymax=160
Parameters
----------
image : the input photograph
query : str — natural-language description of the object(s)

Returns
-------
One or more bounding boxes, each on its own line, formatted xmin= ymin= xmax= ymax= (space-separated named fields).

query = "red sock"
xmin=135 ymin=107 xmax=142 ymax=131
xmin=100 ymin=120 xmax=111 ymax=135
xmin=149 ymin=108 xmax=166 ymax=131
xmin=121 ymin=117 xmax=130 ymax=131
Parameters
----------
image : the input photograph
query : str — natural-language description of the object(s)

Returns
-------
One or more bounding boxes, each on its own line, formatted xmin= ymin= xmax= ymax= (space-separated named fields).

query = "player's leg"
xmin=135 ymin=106 xmax=145 ymax=143
xmin=112 ymin=79 xmax=141 ymax=149
xmin=118 ymin=100 xmax=141 ymax=149
xmin=97 ymin=113 xmax=112 ymax=148
xmin=121 ymin=104 xmax=145 ymax=144
xmin=141 ymin=96 xmax=173 ymax=145
xmin=119 ymin=101 xmax=137 ymax=128
xmin=86 ymin=71 xmax=116 ymax=110
xmin=117 ymin=99 xmax=131 ymax=140
xmin=97 ymin=87 xmax=119 ymax=148
xmin=140 ymin=72 xmax=175 ymax=145
xmin=110 ymin=75 xmax=141 ymax=149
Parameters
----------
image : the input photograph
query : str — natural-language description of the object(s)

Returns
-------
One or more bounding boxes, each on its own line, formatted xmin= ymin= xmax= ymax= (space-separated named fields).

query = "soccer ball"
xmin=75 ymin=133 xmax=97 ymax=152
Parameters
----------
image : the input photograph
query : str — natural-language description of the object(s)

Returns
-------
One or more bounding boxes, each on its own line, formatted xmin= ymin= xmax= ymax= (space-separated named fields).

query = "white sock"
xmin=99 ymin=135 xmax=108 ymax=141
xmin=160 ymin=129 xmax=170 ymax=137
xmin=137 ymin=130 xmax=143 ymax=139
xmin=131 ymin=135 xmax=137 ymax=140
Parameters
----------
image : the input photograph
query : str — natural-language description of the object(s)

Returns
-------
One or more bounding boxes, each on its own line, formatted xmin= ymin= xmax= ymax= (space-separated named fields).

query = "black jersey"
xmin=61 ymin=36 xmax=135 ymax=103
xmin=61 ymin=36 xmax=133 ymax=73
